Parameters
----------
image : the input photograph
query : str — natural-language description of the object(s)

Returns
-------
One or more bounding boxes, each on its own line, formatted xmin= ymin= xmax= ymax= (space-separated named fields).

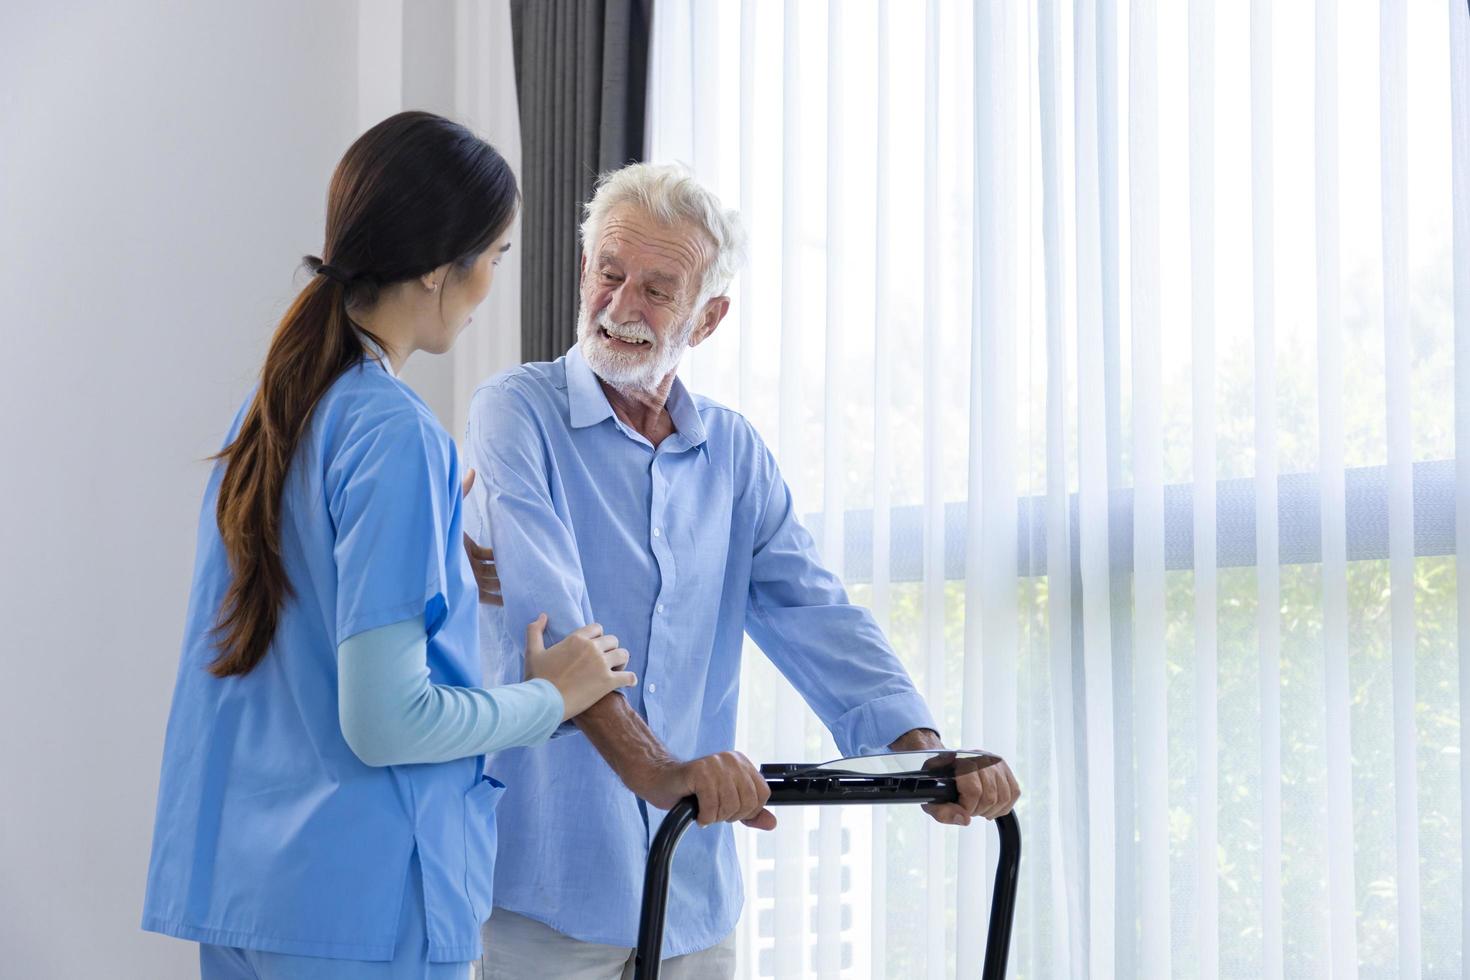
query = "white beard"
xmin=577 ymin=303 xmax=696 ymax=394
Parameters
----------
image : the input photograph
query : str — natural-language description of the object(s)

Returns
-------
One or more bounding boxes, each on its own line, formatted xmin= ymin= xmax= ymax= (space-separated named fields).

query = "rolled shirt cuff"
xmin=831 ymin=690 xmax=940 ymax=757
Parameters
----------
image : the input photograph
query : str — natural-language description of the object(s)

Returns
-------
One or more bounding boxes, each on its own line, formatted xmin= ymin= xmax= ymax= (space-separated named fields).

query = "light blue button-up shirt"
xmin=463 ymin=346 xmax=937 ymax=956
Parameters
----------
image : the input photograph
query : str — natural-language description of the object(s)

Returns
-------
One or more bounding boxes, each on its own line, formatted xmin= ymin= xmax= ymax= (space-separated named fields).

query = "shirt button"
xmin=648 ymin=682 xmax=658 ymax=694
xmin=652 ymin=527 xmax=661 ymax=537
xmin=657 ymin=603 xmax=666 ymax=614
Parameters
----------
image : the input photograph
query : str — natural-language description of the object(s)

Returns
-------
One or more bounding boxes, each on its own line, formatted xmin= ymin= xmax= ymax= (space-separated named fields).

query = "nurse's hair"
xmin=208 ymin=111 xmax=519 ymax=678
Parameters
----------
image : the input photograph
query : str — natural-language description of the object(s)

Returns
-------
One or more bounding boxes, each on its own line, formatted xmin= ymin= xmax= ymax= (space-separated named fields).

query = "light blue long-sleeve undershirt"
xmin=337 ymin=615 xmax=564 ymax=767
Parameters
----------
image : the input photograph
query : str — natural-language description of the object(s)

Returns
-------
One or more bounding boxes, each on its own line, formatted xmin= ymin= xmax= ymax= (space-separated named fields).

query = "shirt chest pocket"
xmin=664 ymin=495 xmax=733 ymax=598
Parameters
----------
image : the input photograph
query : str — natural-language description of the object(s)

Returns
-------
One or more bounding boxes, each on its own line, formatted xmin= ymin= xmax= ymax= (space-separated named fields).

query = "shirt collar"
xmin=566 ymin=343 xmax=616 ymax=429
xmin=564 ymin=343 xmax=708 ymax=450
xmin=358 ymin=332 xmax=399 ymax=378
xmin=663 ymin=375 xmax=708 ymax=448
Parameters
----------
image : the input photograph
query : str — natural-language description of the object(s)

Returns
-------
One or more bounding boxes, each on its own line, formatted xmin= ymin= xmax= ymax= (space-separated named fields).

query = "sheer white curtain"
xmin=648 ymin=1 xmax=1465 ymax=977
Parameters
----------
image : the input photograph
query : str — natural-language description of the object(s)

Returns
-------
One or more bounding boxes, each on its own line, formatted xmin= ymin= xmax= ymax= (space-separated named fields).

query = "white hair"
xmin=580 ymin=163 xmax=749 ymax=304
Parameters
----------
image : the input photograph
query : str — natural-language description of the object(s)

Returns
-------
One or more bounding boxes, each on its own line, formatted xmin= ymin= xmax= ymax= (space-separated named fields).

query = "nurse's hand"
xmin=524 ymin=615 xmax=637 ymax=720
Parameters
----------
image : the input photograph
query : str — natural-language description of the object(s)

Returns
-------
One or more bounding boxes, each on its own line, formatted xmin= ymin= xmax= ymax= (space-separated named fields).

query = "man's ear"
xmin=578 ymin=253 xmax=587 ymax=287
xmin=690 ymin=296 xmax=731 ymax=348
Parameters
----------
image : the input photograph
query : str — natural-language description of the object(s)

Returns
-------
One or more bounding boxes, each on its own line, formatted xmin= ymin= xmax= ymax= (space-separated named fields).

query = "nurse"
xmin=142 ymin=111 xmax=635 ymax=979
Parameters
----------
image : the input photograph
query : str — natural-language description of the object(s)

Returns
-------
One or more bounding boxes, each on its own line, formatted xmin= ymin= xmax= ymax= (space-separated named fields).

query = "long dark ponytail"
xmin=209 ymin=111 xmax=518 ymax=678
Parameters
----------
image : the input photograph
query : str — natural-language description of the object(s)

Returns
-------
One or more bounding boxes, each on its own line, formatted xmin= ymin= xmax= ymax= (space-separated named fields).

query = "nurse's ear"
xmin=419 ymin=263 xmax=451 ymax=293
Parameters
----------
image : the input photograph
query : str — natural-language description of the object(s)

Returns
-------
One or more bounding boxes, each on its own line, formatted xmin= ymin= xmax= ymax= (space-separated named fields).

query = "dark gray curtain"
xmin=511 ymin=0 xmax=652 ymax=363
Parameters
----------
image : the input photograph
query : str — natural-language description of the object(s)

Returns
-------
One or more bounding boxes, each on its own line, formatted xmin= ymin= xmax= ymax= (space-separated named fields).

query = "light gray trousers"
xmin=475 ymin=908 xmax=737 ymax=980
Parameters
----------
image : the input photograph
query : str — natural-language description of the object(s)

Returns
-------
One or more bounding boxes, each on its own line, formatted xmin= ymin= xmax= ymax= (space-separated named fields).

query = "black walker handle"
xmin=632 ymin=776 xmax=1021 ymax=979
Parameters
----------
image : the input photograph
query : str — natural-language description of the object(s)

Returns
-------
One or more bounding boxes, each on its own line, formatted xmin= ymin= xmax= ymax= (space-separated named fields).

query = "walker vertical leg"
xmin=632 ymin=801 xmax=1021 ymax=980
xmin=981 ymin=812 xmax=1022 ymax=980
xmin=633 ymin=798 xmax=700 ymax=980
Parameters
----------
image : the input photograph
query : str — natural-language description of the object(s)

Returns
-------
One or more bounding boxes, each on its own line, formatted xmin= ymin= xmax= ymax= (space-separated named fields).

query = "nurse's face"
xmin=419 ymin=230 xmax=513 ymax=354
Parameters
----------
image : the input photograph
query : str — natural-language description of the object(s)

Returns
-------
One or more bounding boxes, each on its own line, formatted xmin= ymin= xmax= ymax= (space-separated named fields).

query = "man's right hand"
xmin=633 ymin=751 xmax=777 ymax=830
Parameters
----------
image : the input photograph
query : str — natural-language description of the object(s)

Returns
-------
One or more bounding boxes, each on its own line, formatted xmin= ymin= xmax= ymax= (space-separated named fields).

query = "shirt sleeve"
xmin=328 ymin=410 xmax=459 ymax=645
xmin=338 ymin=615 xmax=564 ymax=767
xmin=464 ymin=383 xmax=601 ymax=716
xmin=742 ymin=431 xmax=939 ymax=757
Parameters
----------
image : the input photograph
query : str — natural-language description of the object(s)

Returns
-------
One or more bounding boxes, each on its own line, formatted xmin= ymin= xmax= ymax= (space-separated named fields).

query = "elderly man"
xmin=463 ymin=163 xmax=1019 ymax=979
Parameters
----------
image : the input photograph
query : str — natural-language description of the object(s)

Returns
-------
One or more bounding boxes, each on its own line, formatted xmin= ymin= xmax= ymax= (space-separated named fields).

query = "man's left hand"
xmin=889 ymin=728 xmax=1020 ymax=827
xmin=463 ymin=533 xmax=503 ymax=606
xmin=459 ymin=468 xmax=504 ymax=606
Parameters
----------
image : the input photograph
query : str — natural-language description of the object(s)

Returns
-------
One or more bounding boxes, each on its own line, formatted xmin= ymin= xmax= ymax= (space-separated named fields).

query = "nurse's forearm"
xmin=338 ymin=616 xmax=564 ymax=767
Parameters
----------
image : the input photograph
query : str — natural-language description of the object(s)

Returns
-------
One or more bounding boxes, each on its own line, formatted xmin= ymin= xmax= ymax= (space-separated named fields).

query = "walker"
xmin=632 ymin=749 xmax=1021 ymax=979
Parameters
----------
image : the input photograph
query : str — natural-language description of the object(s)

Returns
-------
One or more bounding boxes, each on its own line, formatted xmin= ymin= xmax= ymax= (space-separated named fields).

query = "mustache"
xmin=595 ymin=310 xmax=655 ymax=344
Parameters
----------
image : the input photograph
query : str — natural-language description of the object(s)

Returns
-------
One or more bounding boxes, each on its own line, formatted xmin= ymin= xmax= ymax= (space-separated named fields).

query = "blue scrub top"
xmin=143 ymin=352 xmax=500 ymax=963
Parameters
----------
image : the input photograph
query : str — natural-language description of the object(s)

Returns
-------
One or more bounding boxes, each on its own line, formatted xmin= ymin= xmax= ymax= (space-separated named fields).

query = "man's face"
xmin=576 ymin=205 xmax=716 ymax=392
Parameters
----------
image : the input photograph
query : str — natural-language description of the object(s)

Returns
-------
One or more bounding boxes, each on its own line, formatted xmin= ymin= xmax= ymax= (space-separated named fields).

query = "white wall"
xmin=0 ymin=2 xmax=519 ymax=975
xmin=395 ymin=0 xmax=461 ymax=426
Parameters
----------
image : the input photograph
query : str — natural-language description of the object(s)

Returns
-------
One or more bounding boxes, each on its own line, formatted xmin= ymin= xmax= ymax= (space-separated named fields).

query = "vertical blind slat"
xmin=690 ymin=0 xmax=715 ymax=177
xmin=1378 ymin=3 xmax=1422 ymax=971
xmin=1248 ymin=1 xmax=1284 ymax=977
xmin=732 ymin=5 xmax=758 ymax=971
xmin=737 ymin=0 xmax=756 ymax=412
xmin=992 ymin=0 xmax=1021 ymax=833
xmin=869 ymin=4 xmax=894 ymax=974
xmin=821 ymin=0 xmax=845 ymax=588
xmin=1073 ymin=1 xmax=1119 ymax=975
xmin=778 ymin=0 xmax=802 ymax=472
xmin=684 ymin=0 xmax=717 ymax=393
xmin=1187 ymin=1 xmax=1220 ymax=974
xmin=772 ymin=6 xmax=807 ymax=976
xmin=1315 ymin=0 xmax=1360 ymax=974
xmin=1022 ymin=8 xmax=1049 ymax=971
xmin=960 ymin=0 xmax=990 ymax=942
xmin=921 ymin=5 xmax=948 ymax=977
xmin=814 ymin=5 xmax=846 ymax=975
xmin=1128 ymin=0 xmax=1171 ymax=974
xmin=1038 ymin=0 xmax=1087 ymax=972
xmin=1450 ymin=0 xmax=1470 ymax=968
xmin=961 ymin=1 xmax=1021 ymax=971
xmin=1093 ymin=1 xmax=1135 ymax=972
